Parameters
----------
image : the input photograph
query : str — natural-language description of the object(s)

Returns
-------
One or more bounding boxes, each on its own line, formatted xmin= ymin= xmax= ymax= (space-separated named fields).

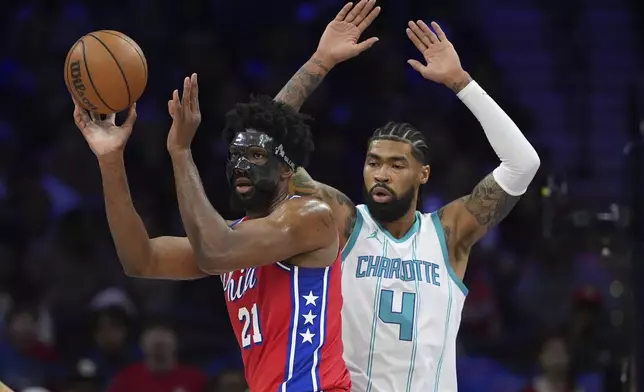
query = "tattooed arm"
xmin=435 ymin=174 xmax=521 ymax=281
xmin=288 ymin=168 xmax=357 ymax=248
xmin=436 ymin=75 xmax=540 ymax=278
xmin=439 ymin=174 xmax=520 ymax=249
xmin=275 ymin=54 xmax=351 ymax=243
xmin=275 ymin=58 xmax=357 ymax=246
xmin=273 ymin=0 xmax=382 ymax=246
xmin=274 ymin=0 xmax=380 ymax=109
xmin=274 ymin=57 xmax=334 ymax=110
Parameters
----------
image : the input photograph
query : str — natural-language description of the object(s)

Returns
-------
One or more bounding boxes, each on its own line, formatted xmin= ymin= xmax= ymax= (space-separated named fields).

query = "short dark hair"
xmin=369 ymin=122 xmax=429 ymax=165
xmin=223 ymin=95 xmax=315 ymax=169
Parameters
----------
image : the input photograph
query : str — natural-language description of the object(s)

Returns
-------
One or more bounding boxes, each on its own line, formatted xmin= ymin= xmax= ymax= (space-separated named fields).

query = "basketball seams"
xmin=98 ymin=30 xmax=148 ymax=83
xmin=80 ymin=38 xmax=117 ymax=112
xmin=87 ymin=33 xmax=132 ymax=106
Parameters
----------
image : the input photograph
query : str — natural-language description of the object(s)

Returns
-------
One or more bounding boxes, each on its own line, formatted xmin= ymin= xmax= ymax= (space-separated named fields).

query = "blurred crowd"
xmin=0 ymin=0 xmax=641 ymax=391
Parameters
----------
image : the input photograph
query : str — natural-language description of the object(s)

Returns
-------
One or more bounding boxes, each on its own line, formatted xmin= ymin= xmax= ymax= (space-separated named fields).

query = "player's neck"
xmin=379 ymin=208 xmax=417 ymax=239
xmin=245 ymin=188 xmax=290 ymax=219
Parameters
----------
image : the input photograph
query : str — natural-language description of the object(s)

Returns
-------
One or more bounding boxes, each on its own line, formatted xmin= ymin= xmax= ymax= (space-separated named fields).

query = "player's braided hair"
xmin=369 ymin=122 xmax=430 ymax=211
xmin=223 ymin=95 xmax=315 ymax=169
xmin=369 ymin=122 xmax=430 ymax=165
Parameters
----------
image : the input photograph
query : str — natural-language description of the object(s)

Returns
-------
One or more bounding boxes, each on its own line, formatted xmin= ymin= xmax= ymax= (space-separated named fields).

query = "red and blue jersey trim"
xmin=280 ymin=265 xmax=330 ymax=392
xmin=229 ymin=194 xmax=335 ymax=391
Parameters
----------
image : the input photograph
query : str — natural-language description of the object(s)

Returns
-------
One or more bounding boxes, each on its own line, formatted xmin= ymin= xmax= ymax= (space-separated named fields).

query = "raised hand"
xmin=316 ymin=0 xmax=381 ymax=65
xmin=167 ymin=73 xmax=201 ymax=153
xmin=406 ymin=21 xmax=471 ymax=91
xmin=73 ymin=100 xmax=136 ymax=157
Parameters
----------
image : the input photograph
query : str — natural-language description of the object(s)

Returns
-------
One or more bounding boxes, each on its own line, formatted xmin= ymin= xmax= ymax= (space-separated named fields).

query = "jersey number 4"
xmin=378 ymin=289 xmax=416 ymax=342
xmin=238 ymin=303 xmax=263 ymax=348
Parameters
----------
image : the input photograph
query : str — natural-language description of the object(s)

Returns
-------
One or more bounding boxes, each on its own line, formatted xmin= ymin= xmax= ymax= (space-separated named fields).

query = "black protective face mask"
xmin=363 ymin=183 xmax=416 ymax=223
xmin=226 ymin=131 xmax=291 ymax=214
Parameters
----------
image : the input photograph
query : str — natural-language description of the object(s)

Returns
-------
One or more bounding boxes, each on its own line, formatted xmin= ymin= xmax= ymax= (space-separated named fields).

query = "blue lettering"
xmin=401 ymin=260 xmax=415 ymax=282
xmin=413 ymin=260 xmax=423 ymax=282
xmin=352 ymin=256 xmax=441 ymax=286
xmin=377 ymin=257 xmax=390 ymax=278
xmin=423 ymin=261 xmax=432 ymax=283
xmin=430 ymin=262 xmax=441 ymax=286
xmin=390 ymin=258 xmax=402 ymax=279
xmin=366 ymin=256 xmax=379 ymax=277
xmin=356 ymin=256 xmax=368 ymax=278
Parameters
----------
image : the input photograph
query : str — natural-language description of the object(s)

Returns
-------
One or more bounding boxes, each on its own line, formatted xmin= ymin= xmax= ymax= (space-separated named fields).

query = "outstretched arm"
xmin=275 ymin=0 xmax=380 ymax=109
xmin=274 ymin=57 xmax=333 ymax=110
xmin=276 ymin=1 xmax=380 ymax=244
xmin=72 ymin=100 xmax=205 ymax=280
xmin=406 ymin=21 xmax=539 ymax=264
xmin=99 ymin=153 xmax=207 ymax=279
xmin=438 ymin=72 xmax=539 ymax=249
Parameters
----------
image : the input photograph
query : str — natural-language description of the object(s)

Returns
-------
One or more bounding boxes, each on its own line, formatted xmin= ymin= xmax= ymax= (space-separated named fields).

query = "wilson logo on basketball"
xmin=69 ymin=60 xmax=98 ymax=111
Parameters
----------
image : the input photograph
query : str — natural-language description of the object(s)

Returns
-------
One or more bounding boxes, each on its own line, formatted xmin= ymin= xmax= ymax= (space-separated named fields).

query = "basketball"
xmin=64 ymin=30 xmax=148 ymax=115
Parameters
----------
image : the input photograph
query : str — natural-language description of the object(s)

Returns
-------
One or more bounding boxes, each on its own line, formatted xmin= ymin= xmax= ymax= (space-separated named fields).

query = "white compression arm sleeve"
xmin=457 ymin=80 xmax=540 ymax=196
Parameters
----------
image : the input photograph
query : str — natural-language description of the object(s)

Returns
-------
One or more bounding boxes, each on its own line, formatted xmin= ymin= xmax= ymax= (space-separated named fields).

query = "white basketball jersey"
xmin=341 ymin=204 xmax=468 ymax=392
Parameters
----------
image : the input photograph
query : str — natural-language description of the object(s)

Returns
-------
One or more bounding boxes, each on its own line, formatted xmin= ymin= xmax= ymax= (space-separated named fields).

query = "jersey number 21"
xmin=378 ymin=289 xmax=416 ymax=341
xmin=238 ymin=303 xmax=263 ymax=348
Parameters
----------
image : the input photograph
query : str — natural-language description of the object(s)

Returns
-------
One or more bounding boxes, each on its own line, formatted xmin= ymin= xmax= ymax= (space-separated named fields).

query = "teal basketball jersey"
xmin=340 ymin=204 xmax=468 ymax=392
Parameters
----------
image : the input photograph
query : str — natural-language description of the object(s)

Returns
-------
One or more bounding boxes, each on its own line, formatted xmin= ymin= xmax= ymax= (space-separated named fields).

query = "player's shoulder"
xmin=267 ymin=196 xmax=335 ymax=241
xmin=277 ymin=195 xmax=334 ymax=220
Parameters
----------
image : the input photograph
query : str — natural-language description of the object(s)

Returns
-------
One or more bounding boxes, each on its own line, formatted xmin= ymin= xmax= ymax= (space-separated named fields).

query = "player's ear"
xmin=280 ymin=163 xmax=293 ymax=180
xmin=419 ymin=165 xmax=430 ymax=185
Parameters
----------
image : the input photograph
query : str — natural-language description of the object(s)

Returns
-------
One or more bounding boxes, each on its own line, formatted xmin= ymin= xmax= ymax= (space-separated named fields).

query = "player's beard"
xmin=363 ymin=183 xmax=416 ymax=223
xmin=229 ymin=181 xmax=277 ymax=216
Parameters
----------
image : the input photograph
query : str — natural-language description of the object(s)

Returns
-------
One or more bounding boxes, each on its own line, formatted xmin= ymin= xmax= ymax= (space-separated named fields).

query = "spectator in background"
xmin=84 ymin=306 xmax=140 ymax=385
xmin=107 ymin=321 xmax=205 ymax=392
xmin=0 ymin=305 xmax=57 ymax=390
xmin=206 ymin=369 xmax=247 ymax=392
xmin=459 ymin=254 xmax=503 ymax=355
xmin=567 ymin=286 xmax=608 ymax=373
xmin=523 ymin=332 xmax=579 ymax=392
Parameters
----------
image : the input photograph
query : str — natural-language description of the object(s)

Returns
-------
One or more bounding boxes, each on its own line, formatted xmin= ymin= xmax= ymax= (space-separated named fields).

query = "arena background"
xmin=0 ymin=0 xmax=642 ymax=390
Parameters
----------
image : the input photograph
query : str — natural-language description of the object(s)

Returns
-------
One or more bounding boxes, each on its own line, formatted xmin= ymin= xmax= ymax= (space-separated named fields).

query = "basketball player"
xmin=72 ymin=79 xmax=351 ymax=390
xmin=275 ymin=15 xmax=541 ymax=392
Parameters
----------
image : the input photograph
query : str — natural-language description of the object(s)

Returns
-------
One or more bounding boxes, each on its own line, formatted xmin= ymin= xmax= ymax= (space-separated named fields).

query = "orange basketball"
xmin=64 ymin=30 xmax=148 ymax=115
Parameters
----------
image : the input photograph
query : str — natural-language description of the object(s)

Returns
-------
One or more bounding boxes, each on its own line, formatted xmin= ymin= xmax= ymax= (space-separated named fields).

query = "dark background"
xmin=0 ymin=0 xmax=642 ymax=391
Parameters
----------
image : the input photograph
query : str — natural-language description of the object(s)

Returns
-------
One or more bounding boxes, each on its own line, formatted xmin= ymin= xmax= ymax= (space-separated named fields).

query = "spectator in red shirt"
xmin=107 ymin=322 xmax=205 ymax=392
